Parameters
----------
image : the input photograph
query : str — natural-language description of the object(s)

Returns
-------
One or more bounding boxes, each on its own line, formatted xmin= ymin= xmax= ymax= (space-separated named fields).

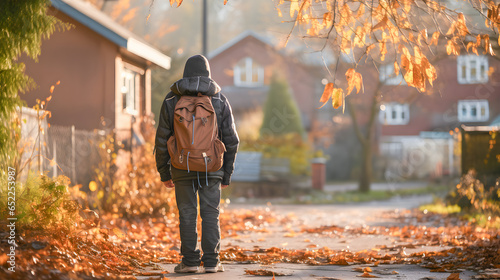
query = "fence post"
xmin=72 ymin=125 xmax=76 ymax=184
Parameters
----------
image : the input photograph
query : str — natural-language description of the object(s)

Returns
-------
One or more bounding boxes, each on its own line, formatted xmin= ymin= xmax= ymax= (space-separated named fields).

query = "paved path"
xmin=136 ymin=194 xmax=483 ymax=280
xmin=323 ymin=181 xmax=429 ymax=192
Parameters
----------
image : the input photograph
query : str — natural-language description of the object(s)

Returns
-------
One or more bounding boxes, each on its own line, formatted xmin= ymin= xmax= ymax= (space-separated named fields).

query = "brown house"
xmin=208 ymin=31 xmax=327 ymax=139
xmin=19 ymin=0 xmax=171 ymax=185
xmin=373 ymin=54 xmax=500 ymax=179
xmin=20 ymin=0 xmax=170 ymax=139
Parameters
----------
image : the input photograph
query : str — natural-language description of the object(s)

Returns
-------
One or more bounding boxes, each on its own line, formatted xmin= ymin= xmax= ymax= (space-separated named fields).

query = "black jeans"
xmin=174 ymin=178 xmax=221 ymax=267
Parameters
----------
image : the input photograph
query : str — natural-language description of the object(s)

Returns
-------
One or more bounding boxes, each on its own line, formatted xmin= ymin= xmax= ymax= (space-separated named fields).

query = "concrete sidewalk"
xmin=323 ymin=181 xmax=429 ymax=193
xmin=143 ymin=262 xmax=477 ymax=279
xmin=136 ymin=195 xmax=483 ymax=280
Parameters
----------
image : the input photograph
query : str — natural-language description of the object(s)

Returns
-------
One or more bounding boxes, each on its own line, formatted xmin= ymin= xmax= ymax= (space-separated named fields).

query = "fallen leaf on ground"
xmin=245 ymin=269 xmax=289 ymax=276
xmin=357 ymin=271 xmax=380 ymax=278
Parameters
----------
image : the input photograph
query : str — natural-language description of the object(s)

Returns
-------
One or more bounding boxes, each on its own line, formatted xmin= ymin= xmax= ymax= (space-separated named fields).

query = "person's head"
xmin=183 ymin=55 xmax=211 ymax=78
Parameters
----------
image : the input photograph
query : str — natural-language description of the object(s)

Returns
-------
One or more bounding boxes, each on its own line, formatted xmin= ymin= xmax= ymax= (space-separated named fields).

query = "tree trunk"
xmin=359 ymin=141 xmax=372 ymax=193
xmin=347 ymin=87 xmax=380 ymax=193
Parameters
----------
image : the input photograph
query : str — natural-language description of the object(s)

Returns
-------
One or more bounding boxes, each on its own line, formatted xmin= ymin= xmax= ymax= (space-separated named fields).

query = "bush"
xmin=260 ymin=74 xmax=305 ymax=137
xmin=240 ymin=133 xmax=312 ymax=176
xmin=446 ymin=170 xmax=500 ymax=217
xmin=92 ymin=116 xmax=177 ymax=218
xmin=0 ymin=174 xmax=81 ymax=231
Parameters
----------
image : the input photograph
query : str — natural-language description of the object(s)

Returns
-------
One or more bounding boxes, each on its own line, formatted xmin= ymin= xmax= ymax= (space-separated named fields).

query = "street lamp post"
xmin=202 ymin=0 xmax=207 ymax=56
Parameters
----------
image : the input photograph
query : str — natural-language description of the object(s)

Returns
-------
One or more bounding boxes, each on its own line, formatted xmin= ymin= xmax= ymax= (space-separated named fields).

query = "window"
xmin=122 ymin=68 xmax=138 ymax=114
xmin=234 ymin=57 xmax=264 ymax=87
xmin=379 ymin=64 xmax=406 ymax=85
xmin=457 ymin=100 xmax=489 ymax=122
xmin=379 ymin=103 xmax=410 ymax=125
xmin=457 ymin=55 xmax=488 ymax=84
xmin=380 ymin=142 xmax=403 ymax=159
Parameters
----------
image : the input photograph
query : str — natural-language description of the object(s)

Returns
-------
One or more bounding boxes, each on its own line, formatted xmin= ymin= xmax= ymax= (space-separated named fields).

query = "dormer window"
xmin=457 ymin=55 xmax=488 ymax=84
xmin=234 ymin=57 xmax=264 ymax=87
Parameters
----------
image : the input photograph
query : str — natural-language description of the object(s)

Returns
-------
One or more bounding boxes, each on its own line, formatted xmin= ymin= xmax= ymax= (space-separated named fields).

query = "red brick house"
xmin=375 ymin=54 xmax=500 ymax=179
xmin=21 ymin=0 xmax=170 ymax=140
xmin=18 ymin=0 xmax=171 ymax=184
xmin=208 ymin=31 xmax=326 ymax=139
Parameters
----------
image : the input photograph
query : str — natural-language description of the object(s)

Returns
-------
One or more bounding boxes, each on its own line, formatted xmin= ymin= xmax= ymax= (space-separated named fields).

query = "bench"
xmin=231 ymin=151 xmax=294 ymax=197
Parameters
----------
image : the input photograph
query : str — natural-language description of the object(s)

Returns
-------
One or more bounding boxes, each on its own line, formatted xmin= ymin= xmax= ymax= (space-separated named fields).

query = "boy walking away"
xmin=155 ymin=55 xmax=239 ymax=273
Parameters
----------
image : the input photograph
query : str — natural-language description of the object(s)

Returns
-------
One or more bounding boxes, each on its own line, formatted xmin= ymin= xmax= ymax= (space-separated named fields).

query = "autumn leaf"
xmin=318 ymin=82 xmax=334 ymax=108
xmin=456 ymin=13 xmax=469 ymax=36
xmin=113 ymin=227 xmax=126 ymax=238
xmin=447 ymin=273 xmax=461 ymax=280
xmin=372 ymin=15 xmax=388 ymax=31
xmin=345 ymin=68 xmax=363 ymax=95
xmin=290 ymin=0 xmax=300 ymax=18
xmin=430 ymin=31 xmax=440 ymax=45
xmin=332 ymin=88 xmax=343 ymax=109
xmin=446 ymin=39 xmax=459 ymax=55
xmin=394 ymin=61 xmax=400 ymax=76
xmin=357 ymin=271 xmax=379 ymax=278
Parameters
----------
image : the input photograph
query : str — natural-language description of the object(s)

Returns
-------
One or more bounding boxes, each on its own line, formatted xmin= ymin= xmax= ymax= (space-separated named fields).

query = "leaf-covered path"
xmin=2 ymin=194 xmax=499 ymax=279
xmin=135 ymin=195 xmax=499 ymax=279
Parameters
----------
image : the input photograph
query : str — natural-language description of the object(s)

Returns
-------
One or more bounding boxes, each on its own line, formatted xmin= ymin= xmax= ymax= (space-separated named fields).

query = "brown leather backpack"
xmin=167 ymin=94 xmax=225 ymax=173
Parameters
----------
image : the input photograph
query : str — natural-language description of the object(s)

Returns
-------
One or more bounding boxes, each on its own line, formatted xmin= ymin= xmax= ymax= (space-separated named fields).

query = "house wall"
xmin=20 ymin=9 xmax=118 ymax=131
xmin=20 ymin=8 xmax=151 ymax=134
xmin=380 ymin=56 xmax=500 ymax=136
xmin=209 ymin=36 xmax=321 ymax=132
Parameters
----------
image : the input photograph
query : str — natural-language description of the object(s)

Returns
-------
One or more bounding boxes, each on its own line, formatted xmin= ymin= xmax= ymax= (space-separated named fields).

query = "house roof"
xmin=208 ymin=30 xmax=336 ymax=67
xmin=207 ymin=30 xmax=274 ymax=60
xmin=51 ymin=0 xmax=171 ymax=70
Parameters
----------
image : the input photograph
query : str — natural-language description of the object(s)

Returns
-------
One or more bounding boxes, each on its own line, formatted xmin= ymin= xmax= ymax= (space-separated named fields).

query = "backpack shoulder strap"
xmin=166 ymin=92 xmax=180 ymax=133
xmin=211 ymin=92 xmax=224 ymax=135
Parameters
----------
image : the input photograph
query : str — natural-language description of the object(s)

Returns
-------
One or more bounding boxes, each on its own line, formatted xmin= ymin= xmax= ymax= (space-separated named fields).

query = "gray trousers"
xmin=174 ymin=178 xmax=221 ymax=267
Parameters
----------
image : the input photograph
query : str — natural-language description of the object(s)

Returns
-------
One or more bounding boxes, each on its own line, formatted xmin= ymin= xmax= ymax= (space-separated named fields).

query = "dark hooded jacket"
xmin=155 ymin=55 xmax=239 ymax=185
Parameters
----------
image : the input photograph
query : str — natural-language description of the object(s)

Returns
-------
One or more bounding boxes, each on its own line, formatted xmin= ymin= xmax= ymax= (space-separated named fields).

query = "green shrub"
xmin=240 ymin=133 xmax=312 ymax=176
xmin=446 ymin=170 xmax=500 ymax=216
xmin=0 ymin=174 xmax=81 ymax=230
xmin=260 ymin=74 xmax=305 ymax=137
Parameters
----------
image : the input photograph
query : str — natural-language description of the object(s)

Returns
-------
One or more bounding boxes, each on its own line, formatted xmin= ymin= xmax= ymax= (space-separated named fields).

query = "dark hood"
xmin=183 ymin=55 xmax=211 ymax=78
xmin=170 ymin=76 xmax=221 ymax=97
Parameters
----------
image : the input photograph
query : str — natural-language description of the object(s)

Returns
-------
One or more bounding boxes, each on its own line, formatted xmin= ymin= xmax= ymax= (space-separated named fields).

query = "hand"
xmin=163 ymin=180 xmax=174 ymax=188
xmin=221 ymin=184 xmax=229 ymax=189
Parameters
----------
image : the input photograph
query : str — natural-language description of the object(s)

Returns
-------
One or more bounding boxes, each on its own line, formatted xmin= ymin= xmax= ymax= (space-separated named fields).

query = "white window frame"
xmin=379 ymin=64 xmax=406 ymax=85
xmin=457 ymin=55 xmax=488 ymax=84
xmin=234 ymin=57 xmax=264 ymax=87
xmin=122 ymin=68 xmax=139 ymax=115
xmin=379 ymin=103 xmax=410 ymax=125
xmin=380 ymin=142 xmax=403 ymax=159
xmin=457 ymin=100 xmax=489 ymax=122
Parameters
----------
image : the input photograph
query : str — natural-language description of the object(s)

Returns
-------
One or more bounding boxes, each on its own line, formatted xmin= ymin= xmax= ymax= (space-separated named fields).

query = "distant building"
xmin=376 ymin=54 xmax=500 ymax=179
xmin=18 ymin=0 xmax=171 ymax=185
xmin=20 ymin=0 xmax=171 ymax=141
xmin=208 ymin=31 xmax=327 ymax=139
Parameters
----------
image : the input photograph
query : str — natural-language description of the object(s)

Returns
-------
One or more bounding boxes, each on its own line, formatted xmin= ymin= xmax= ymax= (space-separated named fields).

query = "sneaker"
xmin=204 ymin=262 xmax=224 ymax=273
xmin=174 ymin=262 xmax=199 ymax=273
